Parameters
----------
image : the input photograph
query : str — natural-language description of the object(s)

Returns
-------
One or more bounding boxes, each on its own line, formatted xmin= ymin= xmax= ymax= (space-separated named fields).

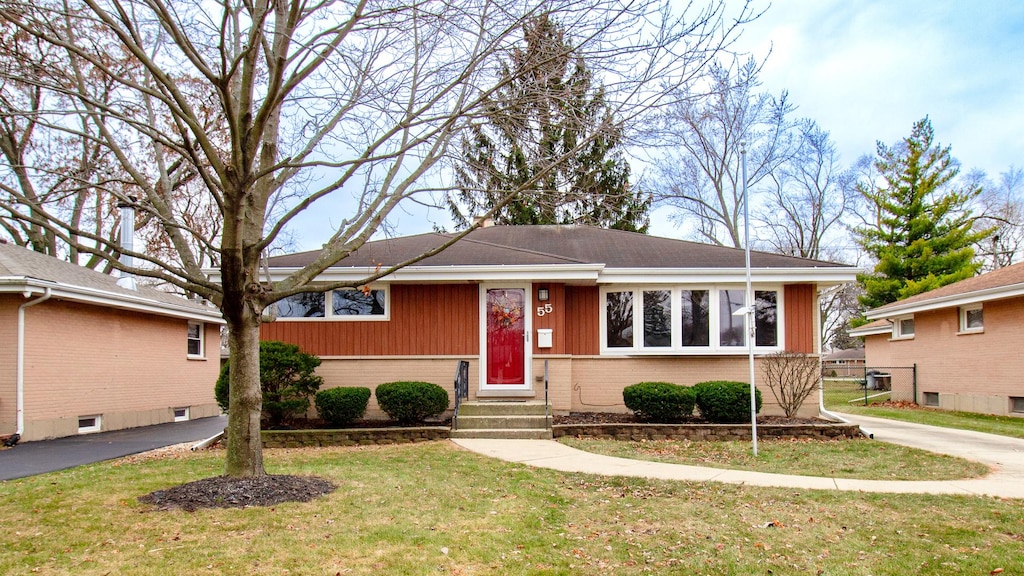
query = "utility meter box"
xmin=537 ymin=328 xmax=553 ymax=348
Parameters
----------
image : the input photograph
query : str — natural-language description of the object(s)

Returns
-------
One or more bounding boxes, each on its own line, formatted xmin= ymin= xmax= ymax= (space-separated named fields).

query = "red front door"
xmin=485 ymin=288 xmax=527 ymax=386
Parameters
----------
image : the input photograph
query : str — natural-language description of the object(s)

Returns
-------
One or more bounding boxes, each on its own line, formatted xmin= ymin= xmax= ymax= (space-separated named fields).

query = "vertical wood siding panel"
xmin=565 ymin=286 xmax=600 ymax=355
xmin=784 ymin=284 xmax=815 ymax=354
xmin=260 ymin=284 xmax=479 ymax=356
xmin=533 ymin=283 xmax=566 ymax=354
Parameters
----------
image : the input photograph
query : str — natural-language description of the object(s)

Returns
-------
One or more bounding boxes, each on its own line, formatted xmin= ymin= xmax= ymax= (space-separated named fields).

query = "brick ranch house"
xmin=0 ymin=240 xmax=224 ymax=442
xmin=243 ymin=225 xmax=857 ymax=419
xmin=850 ymin=261 xmax=1024 ymax=417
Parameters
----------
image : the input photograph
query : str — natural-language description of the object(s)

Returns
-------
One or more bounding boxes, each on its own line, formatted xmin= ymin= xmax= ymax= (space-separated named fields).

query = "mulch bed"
xmin=139 ymin=474 xmax=336 ymax=512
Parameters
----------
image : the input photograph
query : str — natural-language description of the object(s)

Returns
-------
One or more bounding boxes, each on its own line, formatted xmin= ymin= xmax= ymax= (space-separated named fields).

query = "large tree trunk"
xmin=224 ymin=308 xmax=266 ymax=477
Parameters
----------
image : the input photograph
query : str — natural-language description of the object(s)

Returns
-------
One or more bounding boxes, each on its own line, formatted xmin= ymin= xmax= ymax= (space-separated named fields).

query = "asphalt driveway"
xmin=0 ymin=416 xmax=226 ymax=481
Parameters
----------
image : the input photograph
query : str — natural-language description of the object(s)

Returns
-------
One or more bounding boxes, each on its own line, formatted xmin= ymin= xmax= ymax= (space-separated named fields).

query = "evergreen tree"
xmin=855 ymin=117 xmax=989 ymax=309
xmin=449 ymin=14 xmax=649 ymax=232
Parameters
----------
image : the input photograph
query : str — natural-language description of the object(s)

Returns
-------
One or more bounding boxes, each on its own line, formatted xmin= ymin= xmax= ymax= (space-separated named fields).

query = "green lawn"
xmin=557 ymin=436 xmax=989 ymax=480
xmin=1 ymin=443 xmax=1022 ymax=575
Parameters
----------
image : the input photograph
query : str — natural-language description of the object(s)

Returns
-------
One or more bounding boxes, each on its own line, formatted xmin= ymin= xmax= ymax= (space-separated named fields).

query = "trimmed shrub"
xmin=693 ymin=380 xmax=763 ymax=423
xmin=375 ymin=381 xmax=449 ymax=424
xmin=215 ymin=340 xmax=324 ymax=426
xmin=622 ymin=381 xmax=695 ymax=422
xmin=315 ymin=387 xmax=371 ymax=427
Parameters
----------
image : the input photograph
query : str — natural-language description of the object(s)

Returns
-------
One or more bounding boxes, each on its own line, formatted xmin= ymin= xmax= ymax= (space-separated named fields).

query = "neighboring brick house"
xmin=822 ymin=348 xmax=866 ymax=377
xmin=850 ymin=261 xmax=1024 ymax=417
xmin=0 ymin=240 xmax=224 ymax=442
xmin=239 ymin=224 xmax=857 ymax=419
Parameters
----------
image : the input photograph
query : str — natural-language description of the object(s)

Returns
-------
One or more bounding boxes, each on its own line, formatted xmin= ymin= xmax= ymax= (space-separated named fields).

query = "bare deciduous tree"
xmin=0 ymin=0 xmax=756 ymax=477
xmin=760 ymin=119 xmax=854 ymax=261
xmin=973 ymin=166 xmax=1024 ymax=270
xmin=761 ymin=351 xmax=821 ymax=418
xmin=651 ymin=56 xmax=793 ymax=247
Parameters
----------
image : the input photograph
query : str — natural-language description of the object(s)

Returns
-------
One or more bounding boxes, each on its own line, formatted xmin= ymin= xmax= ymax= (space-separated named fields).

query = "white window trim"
xmin=599 ymin=285 xmax=784 ymax=355
xmin=892 ymin=315 xmax=915 ymax=340
xmin=187 ymin=321 xmax=205 ymax=358
xmin=958 ymin=304 xmax=984 ymax=334
xmin=275 ymin=286 xmax=390 ymax=321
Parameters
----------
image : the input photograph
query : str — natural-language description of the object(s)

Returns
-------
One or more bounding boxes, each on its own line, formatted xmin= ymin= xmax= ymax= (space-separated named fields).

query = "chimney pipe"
xmin=116 ymin=197 xmax=138 ymax=290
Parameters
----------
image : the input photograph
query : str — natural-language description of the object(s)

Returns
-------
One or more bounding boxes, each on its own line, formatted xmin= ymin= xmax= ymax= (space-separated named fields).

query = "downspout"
xmin=818 ymin=377 xmax=874 ymax=438
xmin=17 ymin=287 xmax=52 ymax=437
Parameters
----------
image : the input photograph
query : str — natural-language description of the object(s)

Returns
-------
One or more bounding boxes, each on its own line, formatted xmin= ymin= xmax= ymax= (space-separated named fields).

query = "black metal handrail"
xmin=453 ymin=360 xmax=469 ymax=430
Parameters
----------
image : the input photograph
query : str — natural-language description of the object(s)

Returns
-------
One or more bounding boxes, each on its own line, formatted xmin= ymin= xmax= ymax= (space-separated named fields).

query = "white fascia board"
xmin=865 ymin=283 xmax=1024 ymax=320
xmin=0 ymin=277 xmax=224 ymax=323
xmin=596 ymin=267 xmax=860 ymax=285
xmin=848 ymin=324 xmax=892 ymax=337
xmin=229 ymin=264 xmax=605 ymax=284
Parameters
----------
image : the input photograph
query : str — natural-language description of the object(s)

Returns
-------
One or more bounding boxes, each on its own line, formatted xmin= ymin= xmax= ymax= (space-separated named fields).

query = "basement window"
xmin=78 ymin=415 xmax=102 ymax=434
xmin=1011 ymin=397 xmax=1024 ymax=414
xmin=922 ymin=392 xmax=939 ymax=407
xmin=173 ymin=407 xmax=190 ymax=422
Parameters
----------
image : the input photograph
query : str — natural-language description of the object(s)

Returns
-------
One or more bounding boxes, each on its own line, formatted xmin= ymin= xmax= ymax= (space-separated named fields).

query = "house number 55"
xmin=536 ymin=303 xmax=553 ymax=316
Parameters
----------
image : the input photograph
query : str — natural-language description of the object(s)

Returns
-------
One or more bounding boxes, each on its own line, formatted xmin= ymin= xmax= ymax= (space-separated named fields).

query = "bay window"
xmin=602 ymin=286 xmax=782 ymax=354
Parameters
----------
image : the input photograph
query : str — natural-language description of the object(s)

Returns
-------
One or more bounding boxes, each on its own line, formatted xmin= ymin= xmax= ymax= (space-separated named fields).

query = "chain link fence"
xmin=822 ymin=365 xmax=917 ymax=408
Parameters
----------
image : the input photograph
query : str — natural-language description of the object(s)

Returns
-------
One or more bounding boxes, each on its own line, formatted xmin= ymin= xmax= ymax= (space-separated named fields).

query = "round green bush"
xmin=693 ymin=380 xmax=763 ymax=423
xmin=215 ymin=340 xmax=324 ymax=426
xmin=315 ymin=387 xmax=371 ymax=427
xmin=622 ymin=381 xmax=695 ymax=422
xmin=375 ymin=381 xmax=449 ymax=424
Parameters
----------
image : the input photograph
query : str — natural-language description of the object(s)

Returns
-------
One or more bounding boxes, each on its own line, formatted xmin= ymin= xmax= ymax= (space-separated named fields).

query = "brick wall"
xmin=864 ymin=297 xmax=1024 ymax=416
xmin=19 ymin=298 xmax=221 ymax=440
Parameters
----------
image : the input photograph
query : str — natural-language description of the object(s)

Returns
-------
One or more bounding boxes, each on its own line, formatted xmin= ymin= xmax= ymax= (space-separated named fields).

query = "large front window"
xmin=601 ymin=286 xmax=782 ymax=354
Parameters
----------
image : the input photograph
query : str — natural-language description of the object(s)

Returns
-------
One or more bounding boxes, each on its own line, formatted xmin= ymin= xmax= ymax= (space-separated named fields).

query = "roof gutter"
xmin=865 ymin=283 xmax=1024 ymax=320
xmin=17 ymin=286 xmax=52 ymax=437
xmin=0 ymin=277 xmax=223 ymax=324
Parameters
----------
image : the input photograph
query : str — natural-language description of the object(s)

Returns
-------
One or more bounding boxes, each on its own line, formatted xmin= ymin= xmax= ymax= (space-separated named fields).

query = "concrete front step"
xmin=456 ymin=401 xmax=548 ymax=417
xmin=450 ymin=428 xmax=553 ymax=440
xmin=454 ymin=415 xmax=549 ymax=430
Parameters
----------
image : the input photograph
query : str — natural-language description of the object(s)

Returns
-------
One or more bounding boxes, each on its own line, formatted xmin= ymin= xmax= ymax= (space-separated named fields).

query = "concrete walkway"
xmin=452 ymin=412 xmax=1024 ymax=499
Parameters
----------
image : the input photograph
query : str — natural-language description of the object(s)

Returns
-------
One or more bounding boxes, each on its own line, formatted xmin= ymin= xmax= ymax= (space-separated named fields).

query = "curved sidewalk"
xmin=452 ymin=413 xmax=1024 ymax=499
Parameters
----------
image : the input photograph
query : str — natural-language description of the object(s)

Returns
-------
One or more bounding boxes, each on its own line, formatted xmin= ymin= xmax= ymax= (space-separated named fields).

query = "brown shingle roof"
xmin=268 ymin=225 xmax=848 ymax=269
xmin=872 ymin=260 xmax=1024 ymax=314
xmin=0 ymin=240 xmax=219 ymax=317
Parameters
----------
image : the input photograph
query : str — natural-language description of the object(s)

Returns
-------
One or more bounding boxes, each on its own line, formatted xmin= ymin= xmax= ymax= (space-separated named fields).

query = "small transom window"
xmin=960 ymin=305 xmax=983 ymax=332
xmin=894 ymin=316 xmax=915 ymax=339
xmin=276 ymin=287 xmax=389 ymax=320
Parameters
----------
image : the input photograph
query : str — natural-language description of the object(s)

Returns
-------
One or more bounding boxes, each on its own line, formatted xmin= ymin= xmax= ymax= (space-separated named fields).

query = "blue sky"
xmin=289 ymin=0 xmax=1024 ymax=249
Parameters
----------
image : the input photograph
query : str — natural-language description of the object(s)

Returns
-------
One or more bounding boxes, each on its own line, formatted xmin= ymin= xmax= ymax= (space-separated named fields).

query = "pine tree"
xmin=449 ymin=14 xmax=649 ymax=232
xmin=855 ymin=117 xmax=989 ymax=309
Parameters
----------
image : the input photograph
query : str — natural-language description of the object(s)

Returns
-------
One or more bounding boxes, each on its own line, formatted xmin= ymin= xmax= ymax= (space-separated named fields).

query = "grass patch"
xmin=558 ymin=437 xmax=989 ymax=480
xmin=823 ymin=378 xmax=1024 ymax=440
xmin=831 ymin=404 xmax=1024 ymax=440
xmin=0 ymin=443 xmax=1021 ymax=575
